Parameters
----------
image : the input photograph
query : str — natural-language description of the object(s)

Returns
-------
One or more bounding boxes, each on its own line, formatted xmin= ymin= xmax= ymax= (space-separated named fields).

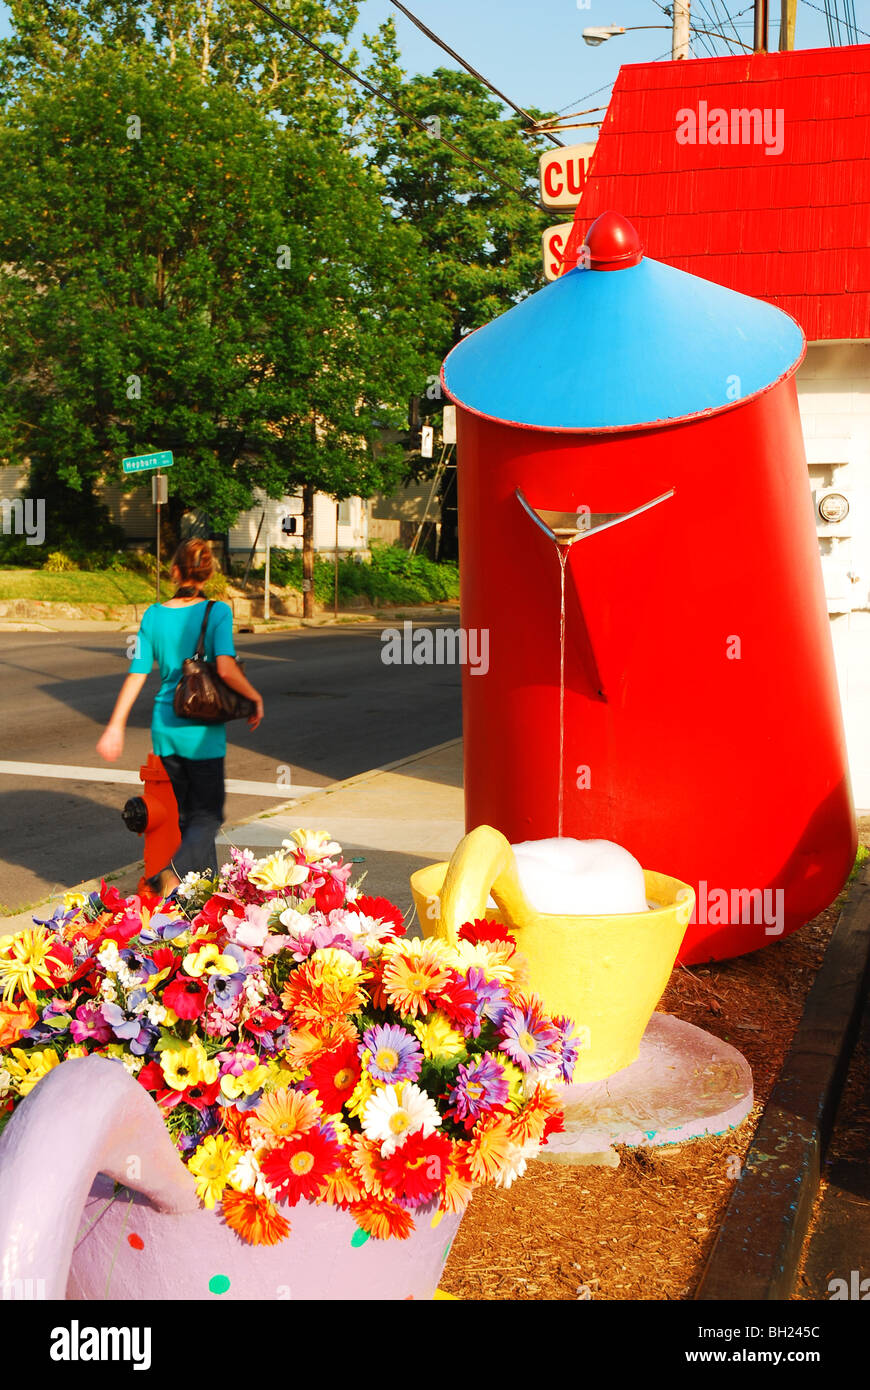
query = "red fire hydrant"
xmin=121 ymin=754 xmax=181 ymax=895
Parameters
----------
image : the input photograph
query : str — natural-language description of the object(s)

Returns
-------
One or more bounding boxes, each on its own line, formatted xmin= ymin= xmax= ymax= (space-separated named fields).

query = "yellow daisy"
xmin=0 ymin=929 xmax=57 ymax=1003
xmin=412 ymin=1013 xmax=467 ymax=1062
xmin=187 ymin=1135 xmax=241 ymax=1209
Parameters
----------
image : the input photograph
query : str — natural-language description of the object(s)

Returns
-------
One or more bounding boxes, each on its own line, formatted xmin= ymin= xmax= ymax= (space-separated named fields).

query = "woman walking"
xmin=96 ymin=539 xmax=263 ymax=897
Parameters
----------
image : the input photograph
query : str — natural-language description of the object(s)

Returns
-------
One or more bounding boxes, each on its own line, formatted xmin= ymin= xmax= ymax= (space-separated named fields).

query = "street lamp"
xmin=581 ymin=23 xmax=754 ymax=53
xmin=582 ymin=25 xmax=626 ymax=45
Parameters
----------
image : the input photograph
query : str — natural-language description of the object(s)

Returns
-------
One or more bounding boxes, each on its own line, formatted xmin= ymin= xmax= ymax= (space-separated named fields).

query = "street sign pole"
xmin=156 ymin=471 xmax=161 ymax=603
xmin=124 ymin=452 xmax=174 ymax=604
xmin=264 ymin=532 xmax=271 ymax=623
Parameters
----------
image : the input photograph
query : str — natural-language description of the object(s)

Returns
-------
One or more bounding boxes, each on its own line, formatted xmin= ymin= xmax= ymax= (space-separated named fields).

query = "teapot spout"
xmin=0 ymin=1055 xmax=198 ymax=1299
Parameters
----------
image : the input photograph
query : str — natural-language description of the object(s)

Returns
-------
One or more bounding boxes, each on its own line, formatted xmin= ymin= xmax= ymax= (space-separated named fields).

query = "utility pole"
xmin=672 ymin=0 xmax=691 ymax=59
xmin=779 ymin=0 xmax=796 ymax=49
xmin=754 ymin=0 xmax=769 ymax=50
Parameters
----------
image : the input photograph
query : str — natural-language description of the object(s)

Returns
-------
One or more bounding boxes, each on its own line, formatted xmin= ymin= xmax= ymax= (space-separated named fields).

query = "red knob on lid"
xmin=584 ymin=211 xmax=644 ymax=271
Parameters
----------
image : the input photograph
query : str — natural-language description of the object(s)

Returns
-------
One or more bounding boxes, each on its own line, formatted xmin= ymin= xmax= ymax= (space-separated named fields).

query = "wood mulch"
xmin=439 ymin=896 xmax=845 ymax=1301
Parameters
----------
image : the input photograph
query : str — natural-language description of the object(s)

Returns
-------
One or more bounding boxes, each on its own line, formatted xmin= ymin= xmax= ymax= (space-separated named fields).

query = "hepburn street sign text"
xmin=122 ymin=450 xmax=174 ymax=475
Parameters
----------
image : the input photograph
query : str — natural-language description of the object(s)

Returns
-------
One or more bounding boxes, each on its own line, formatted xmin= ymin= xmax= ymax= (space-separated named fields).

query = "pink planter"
xmin=0 ymin=1057 xmax=461 ymax=1301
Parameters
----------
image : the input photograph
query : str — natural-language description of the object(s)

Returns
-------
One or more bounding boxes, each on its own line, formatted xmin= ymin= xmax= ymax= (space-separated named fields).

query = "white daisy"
xmin=361 ymin=1082 xmax=442 ymax=1156
xmin=494 ymin=1139 xmax=540 ymax=1189
xmin=229 ymin=1149 xmax=277 ymax=1200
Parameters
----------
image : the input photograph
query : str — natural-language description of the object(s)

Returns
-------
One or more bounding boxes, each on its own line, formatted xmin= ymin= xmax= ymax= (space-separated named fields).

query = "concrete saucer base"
xmin=540 ymin=1012 xmax=753 ymax=1166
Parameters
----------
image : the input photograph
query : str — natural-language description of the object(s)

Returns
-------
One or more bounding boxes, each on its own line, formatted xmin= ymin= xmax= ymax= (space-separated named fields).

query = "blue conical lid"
xmin=441 ymin=212 xmax=805 ymax=433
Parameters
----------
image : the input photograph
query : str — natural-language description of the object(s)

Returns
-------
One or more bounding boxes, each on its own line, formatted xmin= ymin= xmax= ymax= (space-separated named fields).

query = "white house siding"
xmin=797 ymin=341 xmax=870 ymax=810
xmin=227 ymin=490 xmax=368 ymax=563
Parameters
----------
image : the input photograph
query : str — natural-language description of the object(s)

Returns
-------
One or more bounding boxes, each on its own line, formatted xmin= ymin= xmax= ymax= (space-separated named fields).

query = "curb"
xmin=695 ymin=861 xmax=870 ymax=1301
xmin=0 ymin=738 xmax=463 ymax=933
xmin=238 ymin=606 xmax=459 ymax=634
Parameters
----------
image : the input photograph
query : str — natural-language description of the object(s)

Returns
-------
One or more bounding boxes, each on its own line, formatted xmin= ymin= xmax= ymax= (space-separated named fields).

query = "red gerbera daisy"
xmin=259 ymin=1128 xmax=342 ymax=1206
xmin=437 ymin=974 xmax=480 ymax=1033
xmin=307 ymin=1040 xmax=361 ymax=1113
xmin=380 ymin=1130 xmax=452 ymax=1205
xmin=458 ymin=918 xmax=515 ymax=948
xmin=348 ymin=895 xmax=405 ymax=937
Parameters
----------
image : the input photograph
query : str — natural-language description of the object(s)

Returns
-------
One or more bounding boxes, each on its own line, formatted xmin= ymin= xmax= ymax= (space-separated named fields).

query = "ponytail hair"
xmin=171 ymin=538 xmax=214 ymax=588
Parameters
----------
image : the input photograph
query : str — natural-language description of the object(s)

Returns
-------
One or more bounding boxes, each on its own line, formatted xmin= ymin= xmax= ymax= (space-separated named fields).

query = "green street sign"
xmin=122 ymin=450 xmax=174 ymax=475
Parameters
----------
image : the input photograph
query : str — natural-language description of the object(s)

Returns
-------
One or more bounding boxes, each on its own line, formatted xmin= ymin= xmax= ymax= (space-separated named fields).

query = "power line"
xmin=387 ymin=0 xmax=565 ymax=146
xmin=801 ymin=0 xmax=870 ymax=39
xmin=556 ymin=44 xmax=676 ymax=115
xmin=238 ymin=0 xmax=539 ymax=202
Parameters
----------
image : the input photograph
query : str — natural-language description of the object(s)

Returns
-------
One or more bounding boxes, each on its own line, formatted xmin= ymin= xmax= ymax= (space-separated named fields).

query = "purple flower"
xmin=552 ymin=1014 xmax=582 ymax=1082
xmin=361 ymin=1024 xmax=423 ymax=1084
xmin=138 ymin=914 xmax=189 ymax=945
xmin=464 ymin=967 xmax=511 ymax=1028
xmin=448 ymin=1053 xmax=509 ymax=1121
xmin=71 ymin=1000 xmax=113 ymax=1044
xmin=208 ymin=972 xmax=246 ymax=1009
xmin=234 ymin=1089 xmax=264 ymax=1112
xmin=99 ymin=1002 xmax=157 ymax=1055
xmin=499 ymin=1005 xmax=560 ymax=1073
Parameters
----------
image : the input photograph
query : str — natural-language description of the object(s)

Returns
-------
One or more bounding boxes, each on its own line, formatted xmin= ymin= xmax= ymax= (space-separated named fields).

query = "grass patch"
xmin=0 ymin=567 xmax=164 ymax=604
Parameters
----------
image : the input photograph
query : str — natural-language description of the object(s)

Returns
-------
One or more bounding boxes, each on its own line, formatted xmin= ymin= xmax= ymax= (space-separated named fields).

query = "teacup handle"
xmin=436 ymin=825 xmax=538 ymax=944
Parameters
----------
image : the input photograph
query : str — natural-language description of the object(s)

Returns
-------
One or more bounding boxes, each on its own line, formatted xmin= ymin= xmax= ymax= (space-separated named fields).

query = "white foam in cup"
xmin=507 ymin=837 xmax=649 ymax=916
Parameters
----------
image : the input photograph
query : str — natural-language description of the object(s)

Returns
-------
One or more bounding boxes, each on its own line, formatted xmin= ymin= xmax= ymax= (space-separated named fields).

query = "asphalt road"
xmin=0 ymin=625 xmax=462 ymax=913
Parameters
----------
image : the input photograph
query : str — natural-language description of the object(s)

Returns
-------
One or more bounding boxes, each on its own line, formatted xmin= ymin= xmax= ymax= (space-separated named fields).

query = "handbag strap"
xmin=193 ymin=600 xmax=215 ymax=661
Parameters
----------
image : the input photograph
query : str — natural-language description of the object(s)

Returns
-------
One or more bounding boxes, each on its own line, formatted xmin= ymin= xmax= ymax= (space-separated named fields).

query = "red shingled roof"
xmin=561 ymin=44 xmax=870 ymax=341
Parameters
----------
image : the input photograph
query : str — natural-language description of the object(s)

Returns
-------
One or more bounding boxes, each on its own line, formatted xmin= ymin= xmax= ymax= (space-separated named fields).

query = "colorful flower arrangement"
xmin=0 ymin=831 xmax=577 ymax=1246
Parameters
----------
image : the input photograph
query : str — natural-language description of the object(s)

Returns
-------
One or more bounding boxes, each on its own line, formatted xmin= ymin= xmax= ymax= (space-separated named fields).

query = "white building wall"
xmin=796 ymin=341 xmax=870 ymax=810
xmin=227 ymin=489 xmax=368 ymax=560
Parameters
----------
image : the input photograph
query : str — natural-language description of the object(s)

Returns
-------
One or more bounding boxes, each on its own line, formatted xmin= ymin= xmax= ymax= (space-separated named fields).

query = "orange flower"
xmin=318 ymin=1165 xmax=364 ymax=1209
xmin=509 ymin=1085 xmax=564 ymax=1145
xmin=283 ymin=1019 xmax=358 ymax=1069
xmin=221 ymin=1189 xmax=290 ymax=1246
xmin=280 ymin=958 xmax=367 ymax=1025
xmin=440 ymin=1142 xmax=476 ymax=1214
xmin=381 ymin=950 xmax=451 ymax=1019
xmin=0 ymin=999 xmax=38 ymax=1048
xmin=222 ymin=1107 xmax=253 ymax=1149
xmin=61 ymin=913 xmax=105 ymax=945
xmin=250 ymin=1087 xmax=321 ymax=1144
xmin=348 ymin=1133 xmax=391 ymax=1197
xmin=352 ymin=1198 xmax=415 ymax=1241
xmin=466 ymin=1115 xmax=513 ymax=1183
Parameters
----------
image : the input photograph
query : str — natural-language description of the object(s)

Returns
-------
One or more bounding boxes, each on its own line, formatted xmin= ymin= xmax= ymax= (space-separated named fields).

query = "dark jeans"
xmin=160 ymin=754 xmax=225 ymax=880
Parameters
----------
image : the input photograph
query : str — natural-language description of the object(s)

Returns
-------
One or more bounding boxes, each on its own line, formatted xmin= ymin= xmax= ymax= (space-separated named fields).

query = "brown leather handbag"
xmin=173 ymin=601 xmax=255 ymax=724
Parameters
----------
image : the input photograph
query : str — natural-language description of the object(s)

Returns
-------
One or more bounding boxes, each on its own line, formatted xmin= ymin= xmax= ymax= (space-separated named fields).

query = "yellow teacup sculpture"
xmin=410 ymin=826 xmax=694 ymax=1083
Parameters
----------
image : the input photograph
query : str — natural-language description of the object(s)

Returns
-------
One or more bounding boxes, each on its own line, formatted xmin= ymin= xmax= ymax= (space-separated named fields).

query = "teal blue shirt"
xmin=129 ymin=600 xmax=236 ymax=760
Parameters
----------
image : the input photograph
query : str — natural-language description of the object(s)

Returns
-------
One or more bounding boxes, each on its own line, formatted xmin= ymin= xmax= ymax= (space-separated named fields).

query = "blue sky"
xmin=351 ymin=0 xmax=833 ymax=116
xmin=0 ymin=1 xmax=838 ymax=120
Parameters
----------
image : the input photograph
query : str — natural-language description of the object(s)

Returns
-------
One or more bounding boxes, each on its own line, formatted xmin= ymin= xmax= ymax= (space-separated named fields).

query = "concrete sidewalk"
xmin=0 ymin=739 xmax=464 ymax=937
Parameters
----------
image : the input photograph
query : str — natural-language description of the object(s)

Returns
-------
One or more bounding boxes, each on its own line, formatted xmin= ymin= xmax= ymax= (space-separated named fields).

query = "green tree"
xmin=0 ymin=0 xmax=363 ymax=133
xmin=0 ymin=48 xmax=446 ymax=608
xmin=362 ymin=24 xmax=550 ymax=347
xmin=361 ymin=24 xmax=552 ymax=556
